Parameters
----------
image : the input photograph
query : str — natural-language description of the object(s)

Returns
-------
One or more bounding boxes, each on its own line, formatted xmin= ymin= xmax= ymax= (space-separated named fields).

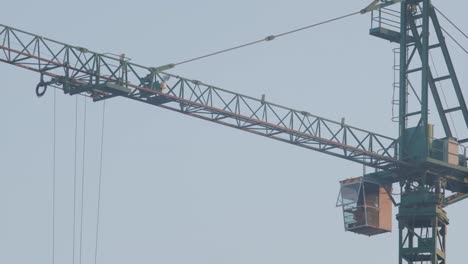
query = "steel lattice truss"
xmin=0 ymin=24 xmax=403 ymax=171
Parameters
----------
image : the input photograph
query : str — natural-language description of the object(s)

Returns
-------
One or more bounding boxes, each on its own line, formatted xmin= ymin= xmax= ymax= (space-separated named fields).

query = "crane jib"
xmin=0 ymin=24 xmax=404 ymax=173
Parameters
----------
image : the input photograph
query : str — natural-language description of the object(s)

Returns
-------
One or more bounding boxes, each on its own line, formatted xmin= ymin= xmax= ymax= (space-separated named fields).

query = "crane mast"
xmin=368 ymin=1 xmax=468 ymax=263
xmin=1 ymin=1 xmax=468 ymax=263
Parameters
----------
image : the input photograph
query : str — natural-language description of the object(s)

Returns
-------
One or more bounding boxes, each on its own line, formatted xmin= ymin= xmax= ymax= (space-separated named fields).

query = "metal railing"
xmin=371 ymin=7 xmax=401 ymax=30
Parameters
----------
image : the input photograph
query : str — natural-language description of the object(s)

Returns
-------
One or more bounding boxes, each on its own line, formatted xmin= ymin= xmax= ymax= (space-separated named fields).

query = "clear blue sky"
xmin=1 ymin=1 xmax=467 ymax=264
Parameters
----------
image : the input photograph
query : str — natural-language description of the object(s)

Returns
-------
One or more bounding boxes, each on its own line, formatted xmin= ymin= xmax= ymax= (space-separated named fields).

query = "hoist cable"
xmin=52 ymin=83 xmax=57 ymax=264
xmin=429 ymin=52 xmax=459 ymax=138
xmin=72 ymin=96 xmax=78 ymax=264
xmin=173 ymin=11 xmax=360 ymax=66
xmin=94 ymin=101 xmax=106 ymax=264
xmin=434 ymin=6 xmax=468 ymax=39
xmin=79 ymin=99 xmax=87 ymax=264
xmin=441 ymin=27 xmax=468 ymax=55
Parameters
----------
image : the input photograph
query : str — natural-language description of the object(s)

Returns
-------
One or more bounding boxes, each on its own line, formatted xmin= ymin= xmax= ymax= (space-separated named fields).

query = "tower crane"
xmin=1 ymin=0 xmax=467 ymax=263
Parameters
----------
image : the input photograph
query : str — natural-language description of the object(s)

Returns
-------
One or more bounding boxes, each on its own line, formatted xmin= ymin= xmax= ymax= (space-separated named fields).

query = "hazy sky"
xmin=1 ymin=1 xmax=467 ymax=264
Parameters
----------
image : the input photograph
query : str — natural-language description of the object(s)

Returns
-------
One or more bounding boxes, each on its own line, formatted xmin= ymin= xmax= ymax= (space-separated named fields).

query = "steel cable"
xmin=72 ymin=96 xmax=78 ymax=264
xmin=94 ymin=101 xmax=106 ymax=264
xmin=434 ymin=6 xmax=468 ymax=39
xmin=173 ymin=11 xmax=360 ymax=66
xmin=52 ymin=82 xmax=57 ymax=264
xmin=79 ymin=99 xmax=87 ymax=264
xmin=429 ymin=52 xmax=459 ymax=138
xmin=441 ymin=27 xmax=468 ymax=55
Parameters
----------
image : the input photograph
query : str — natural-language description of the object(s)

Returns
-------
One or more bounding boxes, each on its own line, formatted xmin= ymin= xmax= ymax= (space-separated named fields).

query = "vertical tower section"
xmin=398 ymin=1 xmax=409 ymax=160
xmin=368 ymin=0 xmax=468 ymax=263
xmin=370 ymin=0 xmax=468 ymax=161
xmin=397 ymin=172 xmax=448 ymax=264
xmin=399 ymin=0 xmax=433 ymax=162
xmin=399 ymin=2 xmax=447 ymax=263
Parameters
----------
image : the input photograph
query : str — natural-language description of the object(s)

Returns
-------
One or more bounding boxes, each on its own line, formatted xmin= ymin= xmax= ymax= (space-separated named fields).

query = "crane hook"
xmin=36 ymin=74 xmax=47 ymax=97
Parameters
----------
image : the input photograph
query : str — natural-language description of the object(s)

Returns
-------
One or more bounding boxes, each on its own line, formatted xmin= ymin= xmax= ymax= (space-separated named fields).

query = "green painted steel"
xmin=399 ymin=1 xmax=408 ymax=160
xmin=429 ymin=8 xmax=468 ymax=132
xmin=0 ymin=0 xmax=467 ymax=262
xmin=398 ymin=184 xmax=448 ymax=264
xmin=0 ymin=23 xmax=405 ymax=171
xmin=370 ymin=0 xmax=466 ymax=262
xmin=420 ymin=0 xmax=430 ymax=160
